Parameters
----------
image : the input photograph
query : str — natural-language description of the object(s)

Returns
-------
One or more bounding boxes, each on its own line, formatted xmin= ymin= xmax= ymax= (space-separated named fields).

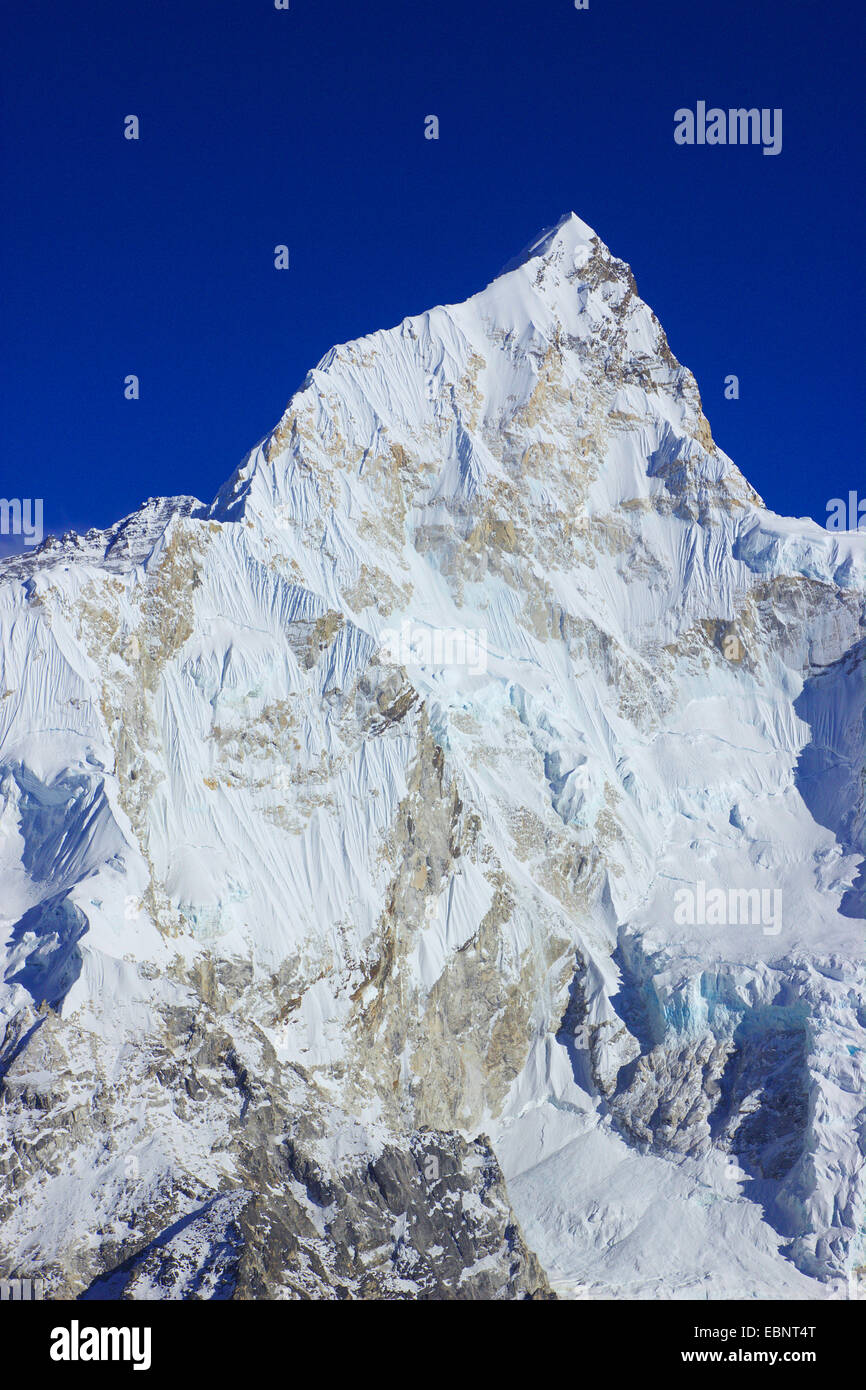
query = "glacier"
xmin=0 ymin=212 xmax=863 ymax=1299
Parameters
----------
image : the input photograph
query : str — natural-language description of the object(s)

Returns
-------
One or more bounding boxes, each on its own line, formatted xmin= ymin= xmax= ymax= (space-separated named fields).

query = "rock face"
xmin=80 ymin=1131 xmax=549 ymax=1302
xmin=0 ymin=213 xmax=863 ymax=1299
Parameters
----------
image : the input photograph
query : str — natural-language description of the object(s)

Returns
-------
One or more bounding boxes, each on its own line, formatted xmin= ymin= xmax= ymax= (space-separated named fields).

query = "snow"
xmin=0 ymin=211 xmax=863 ymax=1298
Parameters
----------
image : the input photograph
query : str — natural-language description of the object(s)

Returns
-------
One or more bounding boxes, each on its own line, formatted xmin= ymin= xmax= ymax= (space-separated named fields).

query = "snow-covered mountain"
xmin=1 ymin=213 xmax=863 ymax=1299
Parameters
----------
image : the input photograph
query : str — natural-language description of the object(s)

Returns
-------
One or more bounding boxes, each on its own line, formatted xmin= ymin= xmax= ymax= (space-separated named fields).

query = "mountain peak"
xmin=1 ymin=214 xmax=863 ymax=1303
xmin=500 ymin=210 xmax=600 ymax=277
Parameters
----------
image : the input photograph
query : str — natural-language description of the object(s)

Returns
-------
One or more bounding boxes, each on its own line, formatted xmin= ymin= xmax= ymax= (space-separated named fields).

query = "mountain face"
xmin=1 ymin=213 xmax=863 ymax=1300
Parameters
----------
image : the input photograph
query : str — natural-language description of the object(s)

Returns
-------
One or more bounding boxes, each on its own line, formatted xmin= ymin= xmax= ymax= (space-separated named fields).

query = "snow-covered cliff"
xmin=1 ymin=213 xmax=863 ymax=1299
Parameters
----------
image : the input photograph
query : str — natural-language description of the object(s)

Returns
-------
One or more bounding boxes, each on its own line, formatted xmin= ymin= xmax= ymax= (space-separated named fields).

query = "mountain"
xmin=0 ymin=213 xmax=863 ymax=1300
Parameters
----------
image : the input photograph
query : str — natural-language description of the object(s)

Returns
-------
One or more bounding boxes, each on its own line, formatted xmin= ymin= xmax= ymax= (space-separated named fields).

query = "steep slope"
xmin=0 ymin=213 xmax=863 ymax=1299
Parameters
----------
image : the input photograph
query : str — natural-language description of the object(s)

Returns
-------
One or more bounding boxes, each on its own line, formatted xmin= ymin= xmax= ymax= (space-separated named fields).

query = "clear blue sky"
xmin=2 ymin=0 xmax=864 ymax=544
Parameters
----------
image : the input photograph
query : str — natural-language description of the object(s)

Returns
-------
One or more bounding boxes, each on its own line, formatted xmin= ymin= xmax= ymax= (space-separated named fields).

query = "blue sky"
xmin=2 ymin=0 xmax=864 ymax=545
